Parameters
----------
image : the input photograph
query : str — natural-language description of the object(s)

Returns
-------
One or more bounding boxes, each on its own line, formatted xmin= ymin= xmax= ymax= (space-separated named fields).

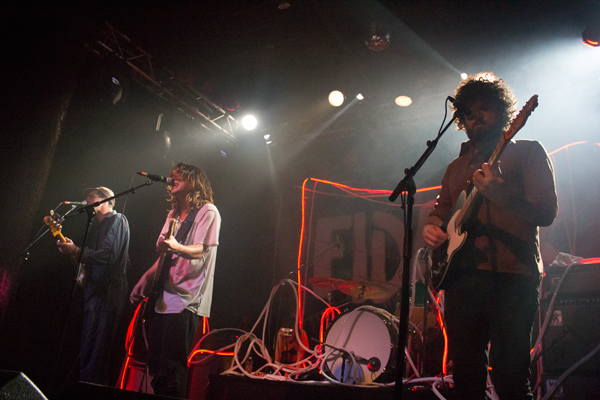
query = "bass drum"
xmin=322 ymin=307 xmax=398 ymax=384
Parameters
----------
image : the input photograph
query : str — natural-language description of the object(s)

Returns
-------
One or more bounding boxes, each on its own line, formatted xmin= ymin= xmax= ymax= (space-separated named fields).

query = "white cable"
xmin=531 ymin=262 xmax=576 ymax=362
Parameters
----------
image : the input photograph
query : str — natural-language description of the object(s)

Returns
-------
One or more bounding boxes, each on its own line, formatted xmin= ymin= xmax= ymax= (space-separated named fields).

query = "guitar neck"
xmin=457 ymin=134 xmax=510 ymax=227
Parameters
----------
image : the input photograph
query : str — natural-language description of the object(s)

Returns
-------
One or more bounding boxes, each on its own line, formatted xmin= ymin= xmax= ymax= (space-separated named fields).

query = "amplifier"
xmin=539 ymin=297 xmax=600 ymax=375
xmin=542 ymin=263 xmax=600 ymax=299
xmin=542 ymin=373 xmax=600 ymax=400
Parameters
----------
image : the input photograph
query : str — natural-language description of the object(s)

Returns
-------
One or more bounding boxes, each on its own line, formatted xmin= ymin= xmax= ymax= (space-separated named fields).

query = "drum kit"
xmin=308 ymin=276 xmax=442 ymax=384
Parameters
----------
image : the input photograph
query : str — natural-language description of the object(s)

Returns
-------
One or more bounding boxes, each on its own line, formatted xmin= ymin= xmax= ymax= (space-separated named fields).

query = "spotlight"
xmin=461 ymin=73 xmax=468 ymax=80
xmin=328 ymin=90 xmax=345 ymax=107
xmin=395 ymin=96 xmax=412 ymax=107
xmin=356 ymin=93 xmax=364 ymax=100
xmin=264 ymin=134 xmax=270 ymax=140
xmin=242 ymin=115 xmax=258 ymax=130
xmin=582 ymin=25 xmax=600 ymax=47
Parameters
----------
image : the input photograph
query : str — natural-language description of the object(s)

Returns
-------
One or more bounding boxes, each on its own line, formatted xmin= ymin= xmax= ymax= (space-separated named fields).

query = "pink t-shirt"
xmin=155 ymin=203 xmax=221 ymax=317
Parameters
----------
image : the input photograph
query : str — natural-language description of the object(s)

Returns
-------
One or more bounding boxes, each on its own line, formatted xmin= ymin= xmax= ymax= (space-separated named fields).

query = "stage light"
xmin=365 ymin=21 xmax=391 ymax=52
xmin=242 ymin=115 xmax=258 ymax=130
xmin=582 ymin=25 xmax=600 ymax=47
xmin=278 ymin=1 xmax=290 ymax=9
xmin=328 ymin=91 xmax=344 ymax=107
xmin=395 ymin=95 xmax=412 ymax=107
xmin=356 ymin=93 xmax=364 ymax=100
xmin=264 ymin=134 xmax=270 ymax=140
xmin=461 ymin=73 xmax=468 ymax=80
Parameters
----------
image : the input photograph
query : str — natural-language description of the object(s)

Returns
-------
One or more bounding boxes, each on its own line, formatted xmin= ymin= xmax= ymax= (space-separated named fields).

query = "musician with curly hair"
xmin=130 ymin=162 xmax=221 ymax=398
xmin=422 ymin=73 xmax=558 ymax=399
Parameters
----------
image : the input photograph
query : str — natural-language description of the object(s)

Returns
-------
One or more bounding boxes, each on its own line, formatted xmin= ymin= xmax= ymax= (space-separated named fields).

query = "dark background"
xmin=1 ymin=0 xmax=599 ymax=395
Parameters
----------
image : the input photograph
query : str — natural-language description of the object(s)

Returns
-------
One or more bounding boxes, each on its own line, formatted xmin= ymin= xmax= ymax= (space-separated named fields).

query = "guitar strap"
xmin=172 ymin=208 xmax=200 ymax=246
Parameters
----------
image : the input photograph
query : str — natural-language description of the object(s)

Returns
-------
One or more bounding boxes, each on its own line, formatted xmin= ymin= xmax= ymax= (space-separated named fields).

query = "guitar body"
xmin=142 ymin=218 xmax=178 ymax=321
xmin=431 ymin=194 xmax=468 ymax=290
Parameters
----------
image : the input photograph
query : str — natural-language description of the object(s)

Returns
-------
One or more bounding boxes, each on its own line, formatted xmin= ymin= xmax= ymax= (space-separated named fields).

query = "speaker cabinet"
xmin=540 ymin=298 xmax=600 ymax=374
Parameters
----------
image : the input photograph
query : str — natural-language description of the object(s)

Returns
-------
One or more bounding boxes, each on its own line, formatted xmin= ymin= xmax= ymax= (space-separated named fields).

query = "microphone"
xmin=64 ymin=200 xmax=88 ymax=205
xmin=447 ymin=96 xmax=473 ymax=119
xmin=137 ymin=172 xmax=174 ymax=185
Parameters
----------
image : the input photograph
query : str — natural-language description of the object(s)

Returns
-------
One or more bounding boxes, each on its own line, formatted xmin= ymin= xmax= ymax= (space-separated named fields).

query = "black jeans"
xmin=444 ymin=270 xmax=540 ymax=400
xmin=147 ymin=309 xmax=200 ymax=398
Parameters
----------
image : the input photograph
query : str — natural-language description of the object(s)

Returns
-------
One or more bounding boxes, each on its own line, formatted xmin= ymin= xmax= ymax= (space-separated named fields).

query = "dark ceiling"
xmin=7 ymin=0 xmax=600 ymax=188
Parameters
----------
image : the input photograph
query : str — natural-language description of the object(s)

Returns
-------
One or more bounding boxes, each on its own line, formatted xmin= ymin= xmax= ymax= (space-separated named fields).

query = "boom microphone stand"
xmin=388 ymin=115 xmax=456 ymax=399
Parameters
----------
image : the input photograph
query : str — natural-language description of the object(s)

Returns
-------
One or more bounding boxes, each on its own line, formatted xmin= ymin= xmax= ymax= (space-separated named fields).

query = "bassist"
xmin=130 ymin=163 xmax=221 ymax=398
xmin=422 ymin=73 xmax=558 ymax=400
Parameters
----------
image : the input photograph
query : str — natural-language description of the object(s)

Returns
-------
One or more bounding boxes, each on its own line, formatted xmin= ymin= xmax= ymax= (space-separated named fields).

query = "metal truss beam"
xmin=85 ymin=22 xmax=237 ymax=143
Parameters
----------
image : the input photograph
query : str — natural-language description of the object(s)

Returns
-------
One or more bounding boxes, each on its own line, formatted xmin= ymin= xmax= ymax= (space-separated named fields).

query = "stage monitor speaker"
xmin=540 ymin=297 xmax=600 ymax=374
xmin=0 ymin=371 xmax=48 ymax=400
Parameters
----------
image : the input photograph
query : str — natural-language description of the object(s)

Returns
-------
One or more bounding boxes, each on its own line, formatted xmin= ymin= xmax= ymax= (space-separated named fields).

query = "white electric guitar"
xmin=431 ymin=95 xmax=539 ymax=290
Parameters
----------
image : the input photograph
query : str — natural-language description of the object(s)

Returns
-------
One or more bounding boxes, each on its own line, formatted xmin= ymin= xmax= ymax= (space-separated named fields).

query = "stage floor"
xmin=205 ymin=374 xmax=454 ymax=400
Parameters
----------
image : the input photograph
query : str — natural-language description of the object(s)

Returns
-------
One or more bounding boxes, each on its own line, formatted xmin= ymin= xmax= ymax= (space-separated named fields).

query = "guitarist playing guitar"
xmin=129 ymin=163 xmax=221 ymax=398
xmin=422 ymin=73 xmax=558 ymax=400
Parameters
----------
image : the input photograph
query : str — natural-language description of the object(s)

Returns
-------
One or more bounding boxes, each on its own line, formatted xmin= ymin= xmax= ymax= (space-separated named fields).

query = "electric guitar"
xmin=430 ymin=95 xmax=539 ymax=290
xmin=44 ymin=212 xmax=88 ymax=287
xmin=143 ymin=217 xmax=178 ymax=320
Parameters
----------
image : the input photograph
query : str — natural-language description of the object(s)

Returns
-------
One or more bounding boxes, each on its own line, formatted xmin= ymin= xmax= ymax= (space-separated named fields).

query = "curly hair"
xmin=167 ymin=162 xmax=214 ymax=215
xmin=452 ymin=72 xmax=518 ymax=132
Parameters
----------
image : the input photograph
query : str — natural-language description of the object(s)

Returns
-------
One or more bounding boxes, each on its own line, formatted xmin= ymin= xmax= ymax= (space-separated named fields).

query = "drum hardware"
xmin=337 ymin=281 xmax=390 ymax=300
xmin=308 ymin=276 xmax=347 ymax=291
xmin=319 ymin=341 xmax=382 ymax=380
xmin=309 ymin=276 xmax=351 ymax=305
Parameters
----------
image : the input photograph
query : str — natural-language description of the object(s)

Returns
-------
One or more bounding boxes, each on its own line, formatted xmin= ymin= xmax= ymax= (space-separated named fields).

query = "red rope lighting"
xmin=548 ymin=141 xmax=588 ymax=155
xmin=319 ymin=306 xmax=341 ymax=343
xmin=581 ymin=258 xmax=600 ymax=264
xmin=296 ymin=178 xmax=310 ymax=330
xmin=189 ymin=349 xmax=235 ymax=359
xmin=119 ymin=301 xmax=145 ymax=389
xmin=436 ymin=308 xmax=449 ymax=376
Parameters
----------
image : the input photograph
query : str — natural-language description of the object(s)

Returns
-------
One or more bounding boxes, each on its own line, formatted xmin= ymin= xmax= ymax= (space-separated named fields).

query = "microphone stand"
xmin=48 ymin=180 xmax=154 ymax=396
xmin=388 ymin=116 xmax=455 ymax=399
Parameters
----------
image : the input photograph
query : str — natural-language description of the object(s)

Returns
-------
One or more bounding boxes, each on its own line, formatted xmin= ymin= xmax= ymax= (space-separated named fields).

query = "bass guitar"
xmin=431 ymin=94 xmax=539 ymax=290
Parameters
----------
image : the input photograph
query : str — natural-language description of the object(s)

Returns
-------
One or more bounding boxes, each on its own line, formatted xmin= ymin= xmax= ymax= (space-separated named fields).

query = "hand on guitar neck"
xmin=45 ymin=214 xmax=87 ymax=287
xmin=472 ymin=160 xmax=505 ymax=201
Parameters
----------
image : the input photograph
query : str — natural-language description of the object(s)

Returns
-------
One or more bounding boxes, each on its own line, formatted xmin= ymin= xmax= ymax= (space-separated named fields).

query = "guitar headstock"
xmin=43 ymin=212 xmax=64 ymax=238
xmin=504 ymin=94 xmax=539 ymax=141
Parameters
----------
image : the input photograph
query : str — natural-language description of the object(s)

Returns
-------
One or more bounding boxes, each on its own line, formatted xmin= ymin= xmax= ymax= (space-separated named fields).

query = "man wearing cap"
xmin=57 ymin=186 xmax=130 ymax=385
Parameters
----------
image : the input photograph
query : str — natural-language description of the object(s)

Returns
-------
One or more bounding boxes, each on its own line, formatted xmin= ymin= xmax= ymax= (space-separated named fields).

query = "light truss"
xmin=85 ymin=22 xmax=237 ymax=143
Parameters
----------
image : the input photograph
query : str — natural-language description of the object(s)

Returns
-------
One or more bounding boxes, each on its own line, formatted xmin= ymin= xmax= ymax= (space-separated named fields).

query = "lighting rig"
xmin=85 ymin=22 xmax=238 ymax=144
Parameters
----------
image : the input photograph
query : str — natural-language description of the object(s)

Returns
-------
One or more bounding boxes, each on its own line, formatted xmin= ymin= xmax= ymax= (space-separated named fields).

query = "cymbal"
xmin=337 ymin=281 xmax=390 ymax=300
xmin=308 ymin=277 xmax=347 ymax=291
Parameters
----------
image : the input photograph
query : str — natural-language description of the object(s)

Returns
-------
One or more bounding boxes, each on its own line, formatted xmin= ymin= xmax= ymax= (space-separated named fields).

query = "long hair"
xmin=452 ymin=72 xmax=518 ymax=132
xmin=167 ymin=162 xmax=214 ymax=215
